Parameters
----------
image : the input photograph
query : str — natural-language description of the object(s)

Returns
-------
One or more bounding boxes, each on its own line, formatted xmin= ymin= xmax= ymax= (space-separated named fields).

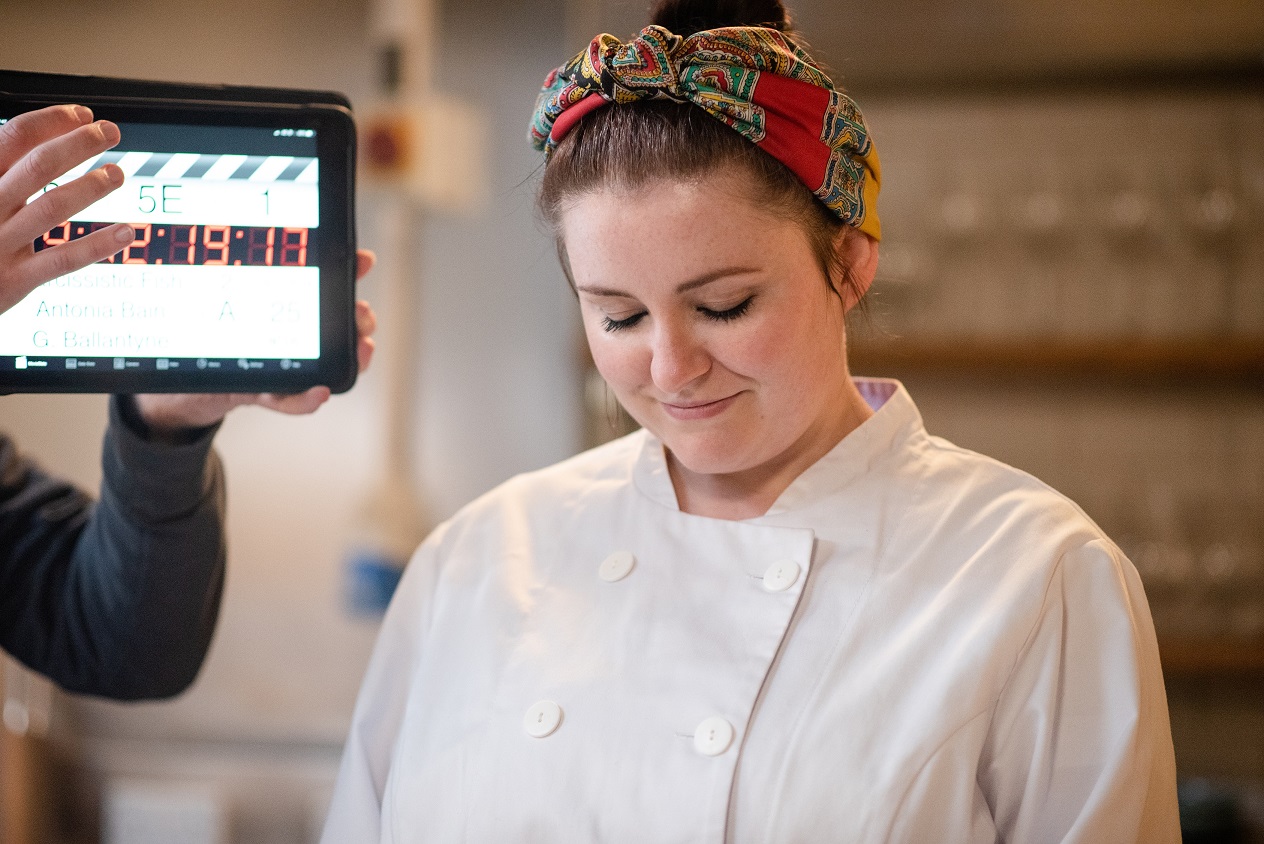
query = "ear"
xmin=834 ymin=229 xmax=879 ymax=312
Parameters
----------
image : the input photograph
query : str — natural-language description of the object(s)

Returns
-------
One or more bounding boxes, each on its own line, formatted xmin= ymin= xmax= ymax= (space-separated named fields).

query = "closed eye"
xmin=601 ymin=312 xmax=646 ymax=332
xmin=699 ymin=297 xmax=753 ymax=322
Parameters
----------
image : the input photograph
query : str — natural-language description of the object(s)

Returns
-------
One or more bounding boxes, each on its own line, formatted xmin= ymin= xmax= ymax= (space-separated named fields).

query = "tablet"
xmin=0 ymin=70 xmax=359 ymax=394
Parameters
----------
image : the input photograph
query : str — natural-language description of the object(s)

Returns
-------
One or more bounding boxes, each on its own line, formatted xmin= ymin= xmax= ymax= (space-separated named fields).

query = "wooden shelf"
xmin=848 ymin=338 xmax=1264 ymax=382
xmin=1159 ymin=637 xmax=1264 ymax=678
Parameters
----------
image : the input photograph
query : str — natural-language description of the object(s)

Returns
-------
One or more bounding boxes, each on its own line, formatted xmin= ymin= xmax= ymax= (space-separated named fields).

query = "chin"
xmin=659 ymin=432 xmax=760 ymax=478
xmin=627 ymin=404 xmax=761 ymax=474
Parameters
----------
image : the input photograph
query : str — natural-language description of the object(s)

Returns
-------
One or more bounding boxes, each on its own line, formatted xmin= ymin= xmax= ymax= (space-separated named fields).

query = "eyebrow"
xmin=575 ymin=265 xmax=760 ymax=298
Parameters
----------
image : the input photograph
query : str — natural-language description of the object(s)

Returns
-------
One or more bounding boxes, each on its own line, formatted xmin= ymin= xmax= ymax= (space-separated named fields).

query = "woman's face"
xmin=561 ymin=173 xmax=856 ymax=486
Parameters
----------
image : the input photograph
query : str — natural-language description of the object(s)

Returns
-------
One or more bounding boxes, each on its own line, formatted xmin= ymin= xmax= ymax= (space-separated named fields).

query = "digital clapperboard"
xmin=0 ymin=71 xmax=358 ymax=393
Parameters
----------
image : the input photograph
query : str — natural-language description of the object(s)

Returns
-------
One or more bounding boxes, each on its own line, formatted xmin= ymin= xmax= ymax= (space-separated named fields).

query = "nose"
xmin=649 ymin=319 xmax=711 ymax=395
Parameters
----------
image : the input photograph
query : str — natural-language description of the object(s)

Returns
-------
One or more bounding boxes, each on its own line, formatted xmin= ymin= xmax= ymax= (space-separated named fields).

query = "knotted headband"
xmin=529 ymin=25 xmax=881 ymax=240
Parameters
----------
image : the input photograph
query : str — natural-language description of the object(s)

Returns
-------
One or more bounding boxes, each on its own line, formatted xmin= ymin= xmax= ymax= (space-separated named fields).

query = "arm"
xmin=978 ymin=539 xmax=1180 ymax=843
xmin=0 ymin=285 xmax=376 ymax=699
xmin=0 ymin=395 xmax=224 ymax=699
xmin=0 ymin=104 xmax=379 ymax=698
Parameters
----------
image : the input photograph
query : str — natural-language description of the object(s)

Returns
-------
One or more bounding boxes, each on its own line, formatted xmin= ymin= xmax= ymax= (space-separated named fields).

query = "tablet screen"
xmin=2 ymin=120 xmax=323 ymax=375
xmin=0 ymin=90 xmax=357 ymax=394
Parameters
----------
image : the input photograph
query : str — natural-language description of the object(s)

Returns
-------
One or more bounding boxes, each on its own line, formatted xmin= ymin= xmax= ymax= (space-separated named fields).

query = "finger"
xmin=355 ymin=300 xmax=377 ymax=336
xmin=355 ymin=249 xmax=376 ymax=281
xmin=20 ymin=222 xmax=134 ymax=286
xmin=0 ymin=120 xmax=121 ymax=212
xmin=357 ymin=335 xmax=375 ymax=373
xmin=354 ymin=300 xmax=377 ymax=373
xmin=134 ymin=393 xmax=241 ymax=431
xmin=4 ymin=163 xmax=126 ymax=247
xmin=256 ymin=386 xmax=332 ymax=415
xmin=0 ymin=104 xmax=92 ymax=175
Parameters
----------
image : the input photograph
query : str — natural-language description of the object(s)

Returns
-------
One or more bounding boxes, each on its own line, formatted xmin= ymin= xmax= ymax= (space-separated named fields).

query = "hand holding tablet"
xmin=134 ymin=261 xmax=378 ymax=432
xmin=0 ymin=71 xmax=363 ymax=396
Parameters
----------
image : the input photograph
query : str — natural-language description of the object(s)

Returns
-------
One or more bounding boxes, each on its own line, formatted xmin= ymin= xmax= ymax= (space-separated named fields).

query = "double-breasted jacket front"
xmin=323 ymin=379 xmax=1179 ymax=843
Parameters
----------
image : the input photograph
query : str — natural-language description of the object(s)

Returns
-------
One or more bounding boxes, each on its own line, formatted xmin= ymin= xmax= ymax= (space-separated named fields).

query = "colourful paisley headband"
xmin=529 ymin=24 xmax=882 ymax=240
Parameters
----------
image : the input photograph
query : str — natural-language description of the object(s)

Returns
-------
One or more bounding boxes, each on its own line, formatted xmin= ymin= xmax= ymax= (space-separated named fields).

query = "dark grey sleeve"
xmin=0 ymin=396 xmax=226 ymax=700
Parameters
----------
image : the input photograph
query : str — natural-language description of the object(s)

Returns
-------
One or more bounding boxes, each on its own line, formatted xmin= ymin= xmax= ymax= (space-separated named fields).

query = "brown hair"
xmin=537 ymin=0 xmax=866 ymax=308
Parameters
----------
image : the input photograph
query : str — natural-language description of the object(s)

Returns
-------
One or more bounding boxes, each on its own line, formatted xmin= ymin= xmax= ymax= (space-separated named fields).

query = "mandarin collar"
xmin=631 ymin=378 xmax=923 ymax=517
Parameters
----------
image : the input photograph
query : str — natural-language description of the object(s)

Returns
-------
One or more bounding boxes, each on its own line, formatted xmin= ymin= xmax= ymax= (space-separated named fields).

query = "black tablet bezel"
xmin=0 ymin=72 xmax=358 ymax=394
xmin=0 ymin=69 xmax=352 ymax=111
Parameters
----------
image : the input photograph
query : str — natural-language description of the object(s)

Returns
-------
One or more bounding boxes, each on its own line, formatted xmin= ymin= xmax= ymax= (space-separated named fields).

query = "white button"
xmin=762 ymin=560 xmax=801 ymax=592
xmin=523 ymin=700 xmax=563 ymax=738
xmin=599 ymin=550 xmax=636 ymax=582
xmin=693 ymin=716 xmax=735 ymax=756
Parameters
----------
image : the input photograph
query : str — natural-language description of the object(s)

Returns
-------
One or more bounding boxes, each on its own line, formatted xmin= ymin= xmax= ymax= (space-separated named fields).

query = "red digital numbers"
xmin=280 ymin=228 xmax=308 ymax=267
xmin=42 ymin=222 xmax=71 ymax=247
xmin=35 ymin=222 xmax=312 ymax=267
xmin=123 ymin=223 xmax=152 ymax=264
xmin=247 ymin=227 xmax=275 ymax=266
xmin=169 ymin=225 xmax=197 ymax=265
xmin=203 ymin=226 xmax=230 ymax=265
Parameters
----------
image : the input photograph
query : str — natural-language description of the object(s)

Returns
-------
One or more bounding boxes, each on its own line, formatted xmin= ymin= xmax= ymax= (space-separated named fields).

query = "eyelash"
xmin=601 ymin=313 xmax=644 ymax=332
xmin=600 ymin=297 xmax=755 ymax=333
xmin=701 ymin=297 xmax=753 ymax=322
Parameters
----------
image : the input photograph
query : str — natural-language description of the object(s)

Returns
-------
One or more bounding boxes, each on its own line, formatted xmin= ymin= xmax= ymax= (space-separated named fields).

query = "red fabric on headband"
xmin=750 ymin=73 xmax=831 ymax=196
xmin=549 ymin=93 xmax=608 ymax=147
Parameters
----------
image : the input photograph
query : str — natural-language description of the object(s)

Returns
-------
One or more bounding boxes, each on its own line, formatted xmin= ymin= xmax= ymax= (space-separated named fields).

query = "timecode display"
xmin=34 ymin=222 xmax=316 ymax=268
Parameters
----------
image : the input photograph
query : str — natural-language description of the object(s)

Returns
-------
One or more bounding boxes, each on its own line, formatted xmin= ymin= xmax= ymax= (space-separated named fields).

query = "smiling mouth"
xmin=660 ymin=393 xmax=740 ymax=420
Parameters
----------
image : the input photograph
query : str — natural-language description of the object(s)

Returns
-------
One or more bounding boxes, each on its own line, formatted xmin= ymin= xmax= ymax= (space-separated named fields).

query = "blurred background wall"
xmin=0 ymin=0 xmax=1262 ymax=841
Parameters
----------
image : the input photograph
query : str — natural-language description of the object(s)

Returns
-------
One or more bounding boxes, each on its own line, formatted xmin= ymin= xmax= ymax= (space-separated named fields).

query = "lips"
xmin=660 ymin=393 xmax=740 ymax=421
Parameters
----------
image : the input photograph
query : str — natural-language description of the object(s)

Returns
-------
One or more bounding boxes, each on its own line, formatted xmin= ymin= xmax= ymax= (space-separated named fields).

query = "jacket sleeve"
xmin=977 ymin=538 xmax=1181 ymax=843
xmin=322 ymin=533 xmax=445 ymax=843
xmin=0 ymin=395 xmax=226 ymax=700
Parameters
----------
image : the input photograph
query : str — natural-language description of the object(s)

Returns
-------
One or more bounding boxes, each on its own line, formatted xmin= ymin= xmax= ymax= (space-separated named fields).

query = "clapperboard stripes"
xmin=56 ymin=152 xmax=318 ymax=184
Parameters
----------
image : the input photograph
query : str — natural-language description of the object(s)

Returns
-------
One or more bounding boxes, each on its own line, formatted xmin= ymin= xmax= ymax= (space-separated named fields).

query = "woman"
xmin=323 ymin=1 xmax=1178 ymax=840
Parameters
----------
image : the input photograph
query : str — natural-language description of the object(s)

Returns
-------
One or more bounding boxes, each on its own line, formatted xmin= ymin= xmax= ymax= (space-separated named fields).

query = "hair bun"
xmin=649 ymin=0 xmax=791 ymax=35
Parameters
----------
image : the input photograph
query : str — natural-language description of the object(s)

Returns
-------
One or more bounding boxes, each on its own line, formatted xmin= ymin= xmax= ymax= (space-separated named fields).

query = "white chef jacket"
xmin=322 ymin=378 xmax=1179 ymax=843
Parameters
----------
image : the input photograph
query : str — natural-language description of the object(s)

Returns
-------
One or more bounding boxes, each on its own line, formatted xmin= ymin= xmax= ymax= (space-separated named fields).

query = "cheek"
xmin=715 ymin=315 xmax=796 ymax=383
xmin=585 ymin=329 xmax=648 ymax=394
xmin=728 ymin=327 xmax=779 ymax=371
xmin=733 ymin=306 xmax=843 ymax=392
